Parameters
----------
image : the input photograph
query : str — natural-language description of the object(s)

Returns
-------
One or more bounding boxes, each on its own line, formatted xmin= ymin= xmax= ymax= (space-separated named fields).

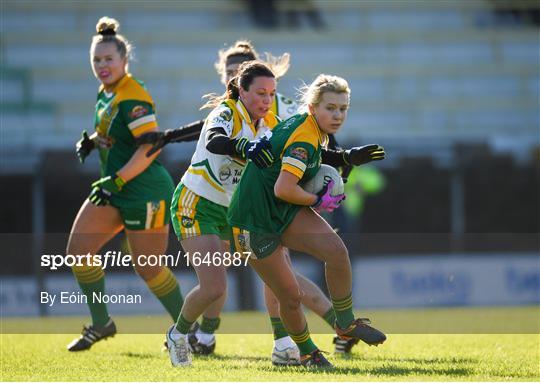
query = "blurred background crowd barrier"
xmin=1 ymin=0 xmax=538 ymax=316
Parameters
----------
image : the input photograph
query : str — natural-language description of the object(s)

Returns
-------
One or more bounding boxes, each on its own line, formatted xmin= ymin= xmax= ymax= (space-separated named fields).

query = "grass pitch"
xmin=1 ymin=308 xmax=539 ymax=381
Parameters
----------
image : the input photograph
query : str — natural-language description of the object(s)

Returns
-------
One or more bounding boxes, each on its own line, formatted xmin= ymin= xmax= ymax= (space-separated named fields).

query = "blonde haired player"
xmin=228 ymin=74 xmax=386 ymax=368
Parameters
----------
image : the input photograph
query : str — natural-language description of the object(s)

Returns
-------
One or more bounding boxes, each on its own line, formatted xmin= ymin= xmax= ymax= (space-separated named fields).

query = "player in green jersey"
xmin=228 ymin=74 xmax=387 ymax=368
xmin=66 ymin=17 xmax=183 ymax=352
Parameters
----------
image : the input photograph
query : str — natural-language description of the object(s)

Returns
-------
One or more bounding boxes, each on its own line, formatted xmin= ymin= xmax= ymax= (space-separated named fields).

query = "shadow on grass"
xmin=121 ymin=352 xmax=161 ymax=359
xmin=281 ymin=365 xmax=473 ymax=376
xmin=365 ymin=366 xmax=473 ymax=377
xmin=195 ymin=354 xmax=268 ymax=363
xmin=120 ymin=352 xmax=267 ymax=363
xmin=119 ymin=352 xmax=475 ymax=377
xmin=338 ymin=354 xmax=478 ymax=364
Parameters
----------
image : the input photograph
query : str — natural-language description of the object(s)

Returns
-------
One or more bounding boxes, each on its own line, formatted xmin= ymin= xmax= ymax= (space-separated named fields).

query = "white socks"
xmin=274 ymin=336 xmax=296 ymax=351
xmin=169 ymin=326 xmax=187 ymax=341
xmin=196 ymin=330 xmax=215 ymax=345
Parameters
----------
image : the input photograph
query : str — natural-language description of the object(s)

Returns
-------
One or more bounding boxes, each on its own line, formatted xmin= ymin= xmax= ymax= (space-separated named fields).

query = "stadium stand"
xmin=1 ymin=0 xmax=538 ymax=172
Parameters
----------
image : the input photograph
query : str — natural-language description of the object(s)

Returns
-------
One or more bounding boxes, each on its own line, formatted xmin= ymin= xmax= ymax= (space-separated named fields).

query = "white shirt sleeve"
xmin=205 ymin=104 xmax=234 ymax=137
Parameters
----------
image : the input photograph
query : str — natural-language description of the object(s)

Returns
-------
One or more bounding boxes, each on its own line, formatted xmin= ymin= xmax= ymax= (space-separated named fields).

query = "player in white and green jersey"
xmin=67 ymin=17 xmax=182 ymax=352
xmin=228 ymin=74 xmax=387 ymax=368
xmin=165 ymin=61 xmax=279 ymax=367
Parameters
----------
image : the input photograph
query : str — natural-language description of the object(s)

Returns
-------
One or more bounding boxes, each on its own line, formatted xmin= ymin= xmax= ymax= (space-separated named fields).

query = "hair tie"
xmin=226 ymin=54 xmax=255 ymax=67
xmin=99 ymin=29 xmax=116 ymax=36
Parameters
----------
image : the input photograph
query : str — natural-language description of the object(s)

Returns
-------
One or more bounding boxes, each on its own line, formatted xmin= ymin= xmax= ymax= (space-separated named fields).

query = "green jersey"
xmin=228 ymin=113 xmax=326 ymax=235
xmin=94 ymin=74 xmax=173 ymax=204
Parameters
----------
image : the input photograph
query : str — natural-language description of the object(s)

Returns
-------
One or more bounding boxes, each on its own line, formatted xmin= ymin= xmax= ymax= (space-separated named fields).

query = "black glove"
xmin=235 ymin=137 xmax=274 ymax=168
xmin=344 ymin=144 xmax=385 ymax=166
xmin=88 ymin=175 xmax=125 ymax=206
xmin=76 ymin=131 xmax=95 ymax=164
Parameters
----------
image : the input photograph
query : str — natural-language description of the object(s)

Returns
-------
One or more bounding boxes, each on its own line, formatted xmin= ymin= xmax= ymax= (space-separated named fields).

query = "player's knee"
xmin=282 ymin=294 xmax=302 ymax=312
xmin=278 ymin=284 xmax=302 ymax=311
xmin=202 ymin=280 xmax=227 ymax=302
xmin=324 ymin=241 xmax=349 ymax=265
xmin=133 ymin=263 xmax=161 ymax=280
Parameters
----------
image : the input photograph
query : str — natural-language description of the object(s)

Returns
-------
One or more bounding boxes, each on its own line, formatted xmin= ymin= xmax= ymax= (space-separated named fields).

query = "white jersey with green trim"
xmin=181 ymin=99 xmax=278 ymax=207
xmin=272 ymin=92 xmax=298 ymax=120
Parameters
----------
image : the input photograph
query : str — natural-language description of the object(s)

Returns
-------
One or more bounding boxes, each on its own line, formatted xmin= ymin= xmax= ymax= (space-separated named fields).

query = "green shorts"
xmin=171 ymin=183 xmax=231 ymax=241
xmin=231 ymin=227 xmax=280 ymax=259
xmin=111 ymin=198 xmax=171 ymax=231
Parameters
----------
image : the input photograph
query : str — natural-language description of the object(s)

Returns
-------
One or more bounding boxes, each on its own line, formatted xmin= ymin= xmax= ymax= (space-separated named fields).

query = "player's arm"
xmin=322 ymin=145 xmax=386 ymax=167
xmin=274 ymin=170 xmax=317 ymax=206
xmin=205 ymin=127 xmax=240 ymax=155
xmin=275 ymin=141 xmax=318 ymax=205
xmin=167 ymin=119 xmax=204 ymax=142
xmin=88 ymin=129 xmax=160 ymax=206
xmin=135 ymin=119 xmax=205 ymax=157
xmin=205 ymin=127 xmax=273 ymax=168
xmin=117 ymin=135 xmax=161 ymax=182
xmin=274 ymin=170 xmax=343 ymax=212
xmin=327 ymin=133 xmax=341 ymax=151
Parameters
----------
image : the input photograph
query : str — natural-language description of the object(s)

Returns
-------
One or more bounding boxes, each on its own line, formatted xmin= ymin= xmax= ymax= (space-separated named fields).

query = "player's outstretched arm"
xmin=205 ymin=127 xmax=274 ymax=168
xmin=135 ymin=119 xmax=205 ymax=157
xmin=322 ymin=144 xmax=385 ymax=183
xmin=322 ymin=145 xmax=385 ymax=167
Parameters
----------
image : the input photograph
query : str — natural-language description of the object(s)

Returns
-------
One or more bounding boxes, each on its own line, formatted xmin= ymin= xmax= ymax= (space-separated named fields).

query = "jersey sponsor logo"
xmin=181 ymin=216 xmax=194 ymax=228
xmin=129 ymin=105 xmax=148 ymax=120
xmin=280 ymin=95 xmax=293 ymax=105
xmin=211 ymin=112 xmax=232 ymax=126
xmin=125 ymin=219 xmax=141 ymax=225
xmin=219 ymin=162 xmax=243 ymax=184
xmin=219 ymin=166 xmax=232 ymax=182
xmin=290 ymin=147 xmax=308 ymax=161
xmin=219 ymin=108 xmax=233 ymax=122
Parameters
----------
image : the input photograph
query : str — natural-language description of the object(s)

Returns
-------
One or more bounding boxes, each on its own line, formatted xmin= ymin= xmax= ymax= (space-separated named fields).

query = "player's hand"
xmin=135 ymin=131 xmax=172 ymax=157
xmin=311 ymin=180 xmax=346 ymax=213
xmin=76 ymin=131 xmax=95 ymax=164
xmin=344 ymin=145 xmax=385 ymax=166
xmin=88 ymin=175 xmax=126 ymax=206
xmin=235 ymin=137 xmax=274 ymax=168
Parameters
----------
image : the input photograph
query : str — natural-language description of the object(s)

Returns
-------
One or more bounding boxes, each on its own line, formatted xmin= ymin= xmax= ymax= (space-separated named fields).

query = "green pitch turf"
xmin=1 ymin=308 xmax=539 ymax=381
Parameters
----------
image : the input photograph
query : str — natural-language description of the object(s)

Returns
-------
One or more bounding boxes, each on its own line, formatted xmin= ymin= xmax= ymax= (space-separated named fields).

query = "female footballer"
xmin=66 ymin=17 xmax=183 ymax=352
xmin=228 ymin=74 xmax=387 ymax=368
xmin=165 ymin=61 xmax=279 ymax=367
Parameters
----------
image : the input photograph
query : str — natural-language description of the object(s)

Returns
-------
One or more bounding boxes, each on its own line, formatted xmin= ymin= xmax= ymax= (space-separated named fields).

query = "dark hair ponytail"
xmin=202 ymin=60 xmax=275 ymax=109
